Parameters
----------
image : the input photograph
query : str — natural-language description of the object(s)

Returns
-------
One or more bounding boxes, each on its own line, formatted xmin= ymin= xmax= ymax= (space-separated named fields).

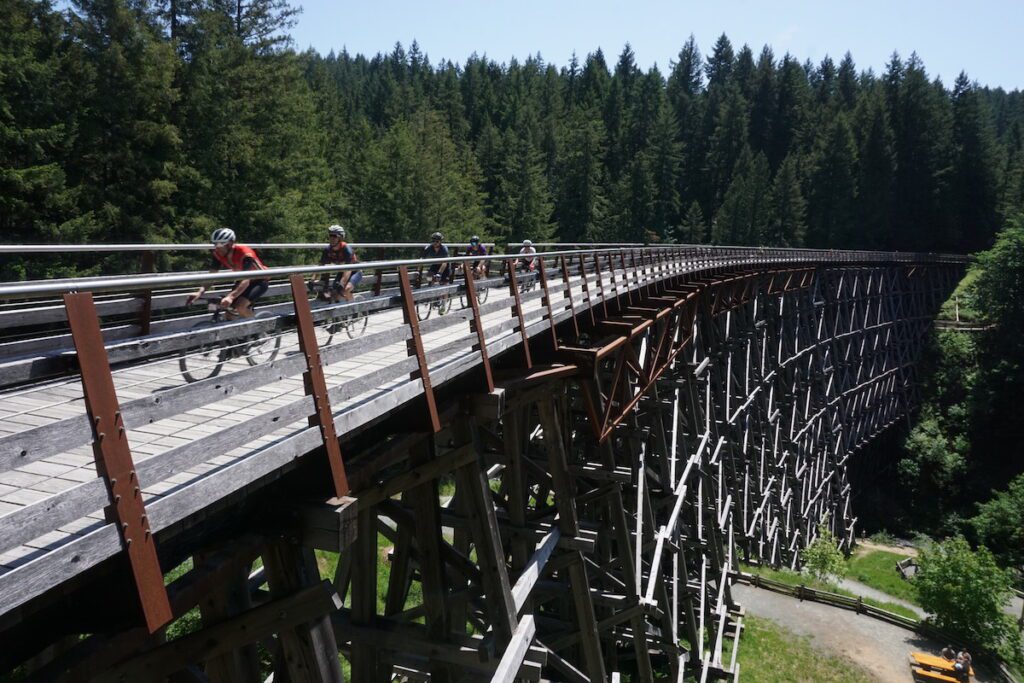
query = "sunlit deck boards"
xmin=0 ymin=264 xmax=625 ymax=617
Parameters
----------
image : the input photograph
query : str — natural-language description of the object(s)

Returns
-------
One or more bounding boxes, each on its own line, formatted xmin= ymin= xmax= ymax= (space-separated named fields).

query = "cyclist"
xmin=516 ymin=239 xmax=538 ymax=272
xmin=316 ymin=225 xmax=361 ymax=303
xmin=465 ymin=235 xmax=488 ymax=278
xmin=186 ymin=228 xmax=268 ymax=318
xmin=422 ymin=231 xmax=452 ymax=284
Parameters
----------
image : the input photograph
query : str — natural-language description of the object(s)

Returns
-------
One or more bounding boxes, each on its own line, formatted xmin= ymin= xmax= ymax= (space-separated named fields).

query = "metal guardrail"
xmin=0 ymin=244 xmax=968 ymax=299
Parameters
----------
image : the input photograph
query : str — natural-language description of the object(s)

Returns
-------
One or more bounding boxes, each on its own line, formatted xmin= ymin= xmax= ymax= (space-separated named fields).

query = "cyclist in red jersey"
xmin=185 ymin=228 xmax=269 ymax=318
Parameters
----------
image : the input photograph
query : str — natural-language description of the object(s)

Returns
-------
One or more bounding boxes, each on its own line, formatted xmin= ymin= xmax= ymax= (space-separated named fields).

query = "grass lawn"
xmin=846 ymin=550 xmax=920 ymax=605
xmin=939 ymin=268 xmax=981 ymax=322
xmin=739 ymin=562 xmax=920 ymax=621
xmin=729 ymin=615 xmax=874 ymax=682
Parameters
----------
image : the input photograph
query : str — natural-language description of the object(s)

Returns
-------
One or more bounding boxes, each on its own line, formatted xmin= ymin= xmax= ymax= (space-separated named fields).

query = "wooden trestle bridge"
xmin=0 ymin=243 xmax=965 ymax=682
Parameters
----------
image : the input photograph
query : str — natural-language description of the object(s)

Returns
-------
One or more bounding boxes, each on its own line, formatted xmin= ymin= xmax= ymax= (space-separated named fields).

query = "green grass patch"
xmin=730 ymin=615 xmax=873 ymax=682
xmin=846 ymin=550 xmax=920 ymax=605
xmin=939 ymin=269 xmax=981 ymax=322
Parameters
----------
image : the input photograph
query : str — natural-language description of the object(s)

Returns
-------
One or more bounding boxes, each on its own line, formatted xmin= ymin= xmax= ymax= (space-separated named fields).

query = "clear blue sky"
xmin=289 ymin=0 xmax=1023 ymax=90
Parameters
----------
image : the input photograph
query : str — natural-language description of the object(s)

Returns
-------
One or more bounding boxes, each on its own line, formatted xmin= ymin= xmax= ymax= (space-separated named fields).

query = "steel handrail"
xmin=0 ymin=242 xmax=496 ymax=253
xmin=0 ymin=245 xmax=968 ymax=299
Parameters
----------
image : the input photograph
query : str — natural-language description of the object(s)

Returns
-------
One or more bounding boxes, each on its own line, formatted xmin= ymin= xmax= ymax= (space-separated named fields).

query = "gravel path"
xmin=733 ymin=584 xmax=998 ymax=683
xmin=835 ymin=577 xmax=928 ymax=618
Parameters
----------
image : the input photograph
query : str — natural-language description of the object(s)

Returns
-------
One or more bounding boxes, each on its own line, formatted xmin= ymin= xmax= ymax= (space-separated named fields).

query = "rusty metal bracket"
xmin=289 ymin=275 xmax=350 ymax=497
xmin=538 ymin=257 xmax=559 ymax=352
xmin=398 ymin=266 xmax=441 ymax=433
xmin=559 ymin=255 xmax=580 ymax=338
xmin=463 ymin=265 xmax=494 ymax=392
xmin=137 ymin=250 xmax=155 ymax=336
xmin=64 ymin=292 xmax=172 ymax=633
xmin=507 ymin=265 xmax=533 ymax=369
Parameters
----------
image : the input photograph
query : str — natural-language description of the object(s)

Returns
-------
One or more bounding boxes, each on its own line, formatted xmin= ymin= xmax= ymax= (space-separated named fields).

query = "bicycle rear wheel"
xmin=437 ymin=295 xmax=452 ymax=316
xmin=246 ymin=311 xmax=282 ymax=366
xmin=179 ymin=321 xmax=225 ymax=383
xmin=345 ymin=313 xmax=369 ymax=339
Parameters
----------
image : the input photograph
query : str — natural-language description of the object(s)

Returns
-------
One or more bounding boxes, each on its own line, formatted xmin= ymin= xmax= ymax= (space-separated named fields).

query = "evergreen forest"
xmin=4 ymin=0 xmax=1024 ymax=277
xmin=2 ymin=0 xmax=1023 ymax=583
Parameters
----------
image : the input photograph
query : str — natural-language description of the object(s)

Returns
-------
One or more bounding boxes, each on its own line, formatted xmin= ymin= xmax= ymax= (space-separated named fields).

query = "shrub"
xmin=915 ymin=536 xmax=1022 ymax=665
xmin=801 ymin=523 xmax=847 ymax=584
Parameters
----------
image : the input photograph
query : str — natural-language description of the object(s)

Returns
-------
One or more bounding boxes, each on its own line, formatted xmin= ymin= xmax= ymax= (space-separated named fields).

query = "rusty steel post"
xmin=398 ymin=266 xmax=441 ymax=433
xmin=138 ymin=250 xmax=155 ymax=336
xmin=64 ymin=293 xmax=172 ymax=633
xmin=578 ymin=253 xmax=597 ymax=327
xmin=507 ymin=262 xmax=533 ymax=369
xmin=463 ymin=264 xmax=494 ymax=393
xmin=559 ymin=255 xmax=580 ymax=338
xmin=592 ymin=252 xmax=608 ymax=318
xmin=372 ymin=269 xmax=383 ymax=297
xmin=537 ymin=256 xmax=559 ymax=352
xmin=288 ymin=275 xmax=349 ymax=497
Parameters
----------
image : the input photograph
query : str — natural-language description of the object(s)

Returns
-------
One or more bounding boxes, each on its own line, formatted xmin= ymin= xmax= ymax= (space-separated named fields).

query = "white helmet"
xmin=523 ymin=239 xmax=533 ymax=247
xmin=211 ymin=228 xmax=235 ymax=245
xmin=328 ymin=224 xmax=345 ymax=238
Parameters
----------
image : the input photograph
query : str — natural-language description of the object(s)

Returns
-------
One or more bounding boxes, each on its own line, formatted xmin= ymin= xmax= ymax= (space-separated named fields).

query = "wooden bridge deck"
xmin=0 ymin=262 xmax=633 ymax=621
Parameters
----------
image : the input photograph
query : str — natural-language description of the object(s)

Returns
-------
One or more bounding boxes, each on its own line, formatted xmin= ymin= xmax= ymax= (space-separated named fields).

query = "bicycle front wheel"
xmin=246 ymin=311 xmax=282 ymax=366
xmin=416 ymin=299 xmax=432 ymax=321
xmin=179 ymin=321 xmax=225 ymax=383
xmin=345 ymin=313 xmax=369 ymax=339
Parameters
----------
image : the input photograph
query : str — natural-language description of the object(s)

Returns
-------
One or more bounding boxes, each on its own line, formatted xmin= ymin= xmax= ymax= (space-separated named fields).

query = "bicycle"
xmin=458 ymin=267 xmax=490 ymax=308
xmin=416 ymin=276 xmax=453 ymax=321
xmin=514 ymin=262 xmax=539 ymax=295
xmin=307 ymin=281 xmax=369 ymax=346
xmin=179 ymin=295 xmax=282 ymax=383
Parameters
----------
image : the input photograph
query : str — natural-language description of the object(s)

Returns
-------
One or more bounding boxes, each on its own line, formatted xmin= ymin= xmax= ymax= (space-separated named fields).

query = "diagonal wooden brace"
xmin=64 ymin=293 xmax=172 ymax=633
xmin=289 ymin=275 xmax=349 ymax=496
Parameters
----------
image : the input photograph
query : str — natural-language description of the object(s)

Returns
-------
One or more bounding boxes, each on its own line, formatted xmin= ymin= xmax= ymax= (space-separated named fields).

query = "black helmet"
xmin=431 ymin=231 xmax=443 ymax=242
xmin=470 ymin=235 xmax=480 ymax=244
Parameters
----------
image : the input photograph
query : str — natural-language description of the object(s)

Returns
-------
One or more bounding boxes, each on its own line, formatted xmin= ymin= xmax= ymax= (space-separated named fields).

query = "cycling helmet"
xmin=431 ymin=231 xmax=443 ymax=242
xmin=328 ymin=224 xmax=345 ymax=238
xmin=211 ymin=228 xmax=236 ymax=245
xmin=523 ymin=239 xmax=533 ymax=247
xmin=470 ymin=235 xmax=480 ymax=244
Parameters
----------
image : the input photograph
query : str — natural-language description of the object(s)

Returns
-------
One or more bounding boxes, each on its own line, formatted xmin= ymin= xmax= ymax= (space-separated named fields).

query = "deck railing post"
xmin=506 ymin=260 xmax=533 ymax=369
xmin=463 ymin=264 xmax=494 ymax=392
xmin=578 ymin=253 xmax=597 ymax=326
xmin=559 ymin=255 xmax=580 ymax=338
xmin=538 ymin=256 xmax=559 ymax=352
xmin=289 ymin=275 xmax=350 ymax=496
xmin=591 ymin=252 xmax=608 ymax=318
xmin=138 ymin=250 xmax=155 ymax=336
xmin=398 ymin=266 xmax=441 ymax=433
xmin=64 ymin=292 xmax=172 ymax=633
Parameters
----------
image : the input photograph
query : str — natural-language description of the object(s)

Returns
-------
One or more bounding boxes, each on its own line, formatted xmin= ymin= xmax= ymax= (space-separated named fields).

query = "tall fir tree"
xmin=950 ymin=73 xmax=1000 ymax=252
xmin=764 ymin=154 xmax=807 ymax=246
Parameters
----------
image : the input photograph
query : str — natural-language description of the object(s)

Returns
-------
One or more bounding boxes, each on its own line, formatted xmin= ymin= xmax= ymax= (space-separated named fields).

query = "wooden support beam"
xmin=94 ymin=582 xmax=341 ymax=683
xmin=262 ymin=540 xmax=345 ymax=683
xmin=295 ymin=496 xmax=358 ymax=552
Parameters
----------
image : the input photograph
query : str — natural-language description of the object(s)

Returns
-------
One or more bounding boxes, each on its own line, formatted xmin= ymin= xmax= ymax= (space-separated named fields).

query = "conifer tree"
xmin=764 ymin=154 xmax=807 ymax=247
xmin=554 ymin=110 xmax=609 ymax=241
xmin=676 ymin=201 xmax=706 ymax=244
xmin=492 ymin=129 xmax=554 ymax=243
xmin=806 ymin=113 xmax=858 ymax=247
xmin=951 ymin=73 xmax=999 ymax=252
xmin=0 ymin=0 xmax=74 ymax=278
xmin=64 ymin=0 xmax=182 ymax=254
xmin=853 ymin=84 xmax=896 ymax=248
